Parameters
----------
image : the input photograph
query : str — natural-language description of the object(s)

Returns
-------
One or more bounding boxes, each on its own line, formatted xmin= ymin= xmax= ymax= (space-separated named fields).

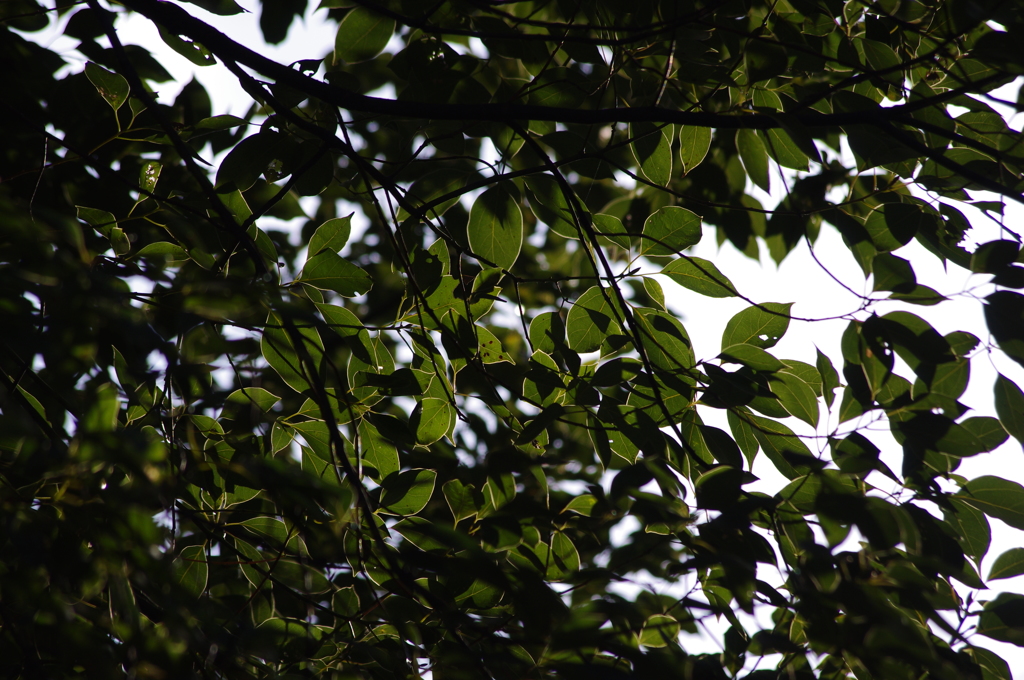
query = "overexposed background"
xmin=20 ymin=1 xmax=1024 ymax=673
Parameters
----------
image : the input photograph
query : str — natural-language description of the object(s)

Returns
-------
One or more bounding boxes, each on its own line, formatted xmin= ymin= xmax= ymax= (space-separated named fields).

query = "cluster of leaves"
xmin=4 ymin=0 xmax=1024 ymax=678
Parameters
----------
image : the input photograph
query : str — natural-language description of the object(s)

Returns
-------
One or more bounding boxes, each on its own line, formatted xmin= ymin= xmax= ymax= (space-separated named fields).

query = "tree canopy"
xmin=4 ymin=0 xmax=1024 ymax=677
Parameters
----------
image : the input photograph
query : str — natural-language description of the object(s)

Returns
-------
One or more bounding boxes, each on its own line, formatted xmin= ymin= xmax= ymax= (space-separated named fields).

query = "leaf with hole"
xmin=722 ymin=303 xmax=792 ymax=350
xmin=85 ymin=62 xmax=129 ymax=112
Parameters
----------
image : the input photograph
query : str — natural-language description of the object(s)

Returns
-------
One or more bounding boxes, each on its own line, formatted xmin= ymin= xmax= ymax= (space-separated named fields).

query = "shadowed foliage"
xmin=3 ymin=0 xmax=1024 ymax=677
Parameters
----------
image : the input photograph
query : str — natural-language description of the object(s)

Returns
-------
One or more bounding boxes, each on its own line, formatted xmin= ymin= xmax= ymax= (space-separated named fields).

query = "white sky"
xmin=23 ymin=0 xmax=1024 ymax=673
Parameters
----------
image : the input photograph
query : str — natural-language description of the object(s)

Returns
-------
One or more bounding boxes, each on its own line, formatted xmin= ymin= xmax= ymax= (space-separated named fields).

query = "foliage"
xmin=3 ymin=0 xmax=1024 ymax=677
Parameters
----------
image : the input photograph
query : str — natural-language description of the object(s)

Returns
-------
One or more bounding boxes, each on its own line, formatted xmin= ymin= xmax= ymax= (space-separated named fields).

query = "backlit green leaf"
xmin=989 ymin=548 xmax=1024 ymax=581
xmin=380 ymin=469 xmax=437 ymax=515
xmin=298 ymin=251 xmax=372 ymax=297
xmin=357 ymin=418 xmax=400 ymax=481
xmin=641 ymin=206 xmax=702 ymax=256
xmin=737 ymin=128 xmax=770 ymax=193
xmin=722 ymin=303 xmax=792 ymax=350
xmin=173 ymin=545 xmax=208 ymax=598
xmin=639 ymin=614 xmax=680 ymax=648
xmin=678 ymin=126 xmax=712 ymax=174
xmin=661 ymin=256 xmax=737 ymax=297
xmin=630 ymin=122 xmax=673 ymax=186
xmin=468 ymin=184 xmax=523 ymax=270
xmin=334 ymin=6 xmax=395 ymax=64
xmin=566 ymin=286 xmax=625 ymax=353
xmin=85 ymin=62 xmax=129 ymax=112
xmin=308 ymin=215 xmax=352 ymax=256
xmin=956 ymin=476 xmax=1024 ymax=530
xmin=995 ymin=374 xmax=1024 ymax=448
xmin=561 ymin=494 xmax=597 ymax=516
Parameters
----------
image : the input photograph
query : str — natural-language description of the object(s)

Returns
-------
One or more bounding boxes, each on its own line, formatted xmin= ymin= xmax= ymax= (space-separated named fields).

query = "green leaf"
xmin=82 ymin=383 xmax=119 ymax=433
xmin=757 ymin=128 xmax=808 ymax=171
xmin=392 ymin=517 xmax=451 ymax=552
xmin=238 ymin=516 xmax=290 ymax=546
xmin=528 ymin=312 xmax=565 ymax=354
xmin=135 ymin=242 xmax=188 ymax=262
xmin=943 ymin=498 xmax=991 ymax=564
xmin=639 ymin=614 xmax=680 ymax=648
xmin=76 ymin=206 xmax=117 ymax=232
xmin=722 ymin=303 xmax=792 ymax=350
xmin=956 ymin=476 xmax=1024 ymax=530
xmin=661 ymin=256 xmax=736 ymax=297
xmin=379 ymin=469 xmax=437 ymax=516
xmin=400 ymin=169 xmax=477 ymax=219
xmin=678 ymin=126 xmax=712 ymax=175
xmin=308 ymin=215 xmax=352 ymax=256
xmin=467 ymin=184 xmax=523 ymax=270
xmin=524 ymin=174 xmax=578 ymax=238
xmin=978 ymin=592 xmax=1024 ymax=646
xmin=215 ymin=132 xmax=283 ymax=193
xmin=816 ymin=348 xmax=840 ymax=409
xmin=226 ymin=387 xmax=281 ymax=413
xmin=508 ymin=532 xmax=580 ymax=581
xmin=357 ymin=418 xmax=400 ymax=481
xmin=889 ymin=284 xmax=946 ymax=306
xmin=737 ymin=128 xmax=770 ymax=193
xmin=561 ymin=494 xmax=597 ymax=516
xmin=298 ymin=251 xmax=372 ymax=297
xmin=769 ymin=371 xmax=819 ymax=427
xmin=641 ymin=206 xmax=702 ymax=256
xmin=720 ymin=344 xmax=785 ymax=372
xmin=872 ymin=253 xmax=916 ymax=293
xmin=866 ymin=203 xmax=921 ymax=252
xmin=139 ymin=161 xmax=161 ymax=194
xmin=747 ymin=414 xmax=814 ymax=480
xmin=411 ymin=397 xmax=453 ymax=445
xmin=728 ymin=410 xmax=760 ymax=467
xmin=334 ymin=7 xmax=395 ymax=64
xmin=173 ymin=545 xmax=208 ymax=598
xmin=634 ymin=307 xmax=694 ymax=373
xmin=630 ymin=122 xmax=673 ymax=186
xmin=593 ymin=213 xmax=631 ymax=250
xmin=989 ymin=548 xmax=1024 ymax=581
xmin=642 ymin=276 xmax=666 ymax=310
xmin=454 ymin=577 xmax=503 ymax=609
xmin=158 ymin=26 xmax=216 ymax=66
xmin=745 ymin=39 xmax=788 ymax=83
xmin=566 ymin=286 xmax=624 ymax=353
xmin=261 ymin=311 xmax=324 ymax=393
xmin=475 ymin=326 xmax=512 ymax=364
xmin=968 ymin=646 xmax=1012 ymax=680
xmin=85 ymin=62 xmax=129 ymax=112
xmin=442 ymin=479 xmax=478 ymax=523
xmin=995 ymin=374 xmax=1024 ymax=448
xmin=524 ymin=351 xmax=567 ymax=406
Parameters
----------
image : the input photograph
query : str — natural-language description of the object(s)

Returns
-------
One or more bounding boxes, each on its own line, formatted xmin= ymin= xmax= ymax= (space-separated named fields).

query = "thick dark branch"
xmin=348 ymin=0 xmax=720 ymax=47
xmin=120 ymin=0 xmax=962 ymax=131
